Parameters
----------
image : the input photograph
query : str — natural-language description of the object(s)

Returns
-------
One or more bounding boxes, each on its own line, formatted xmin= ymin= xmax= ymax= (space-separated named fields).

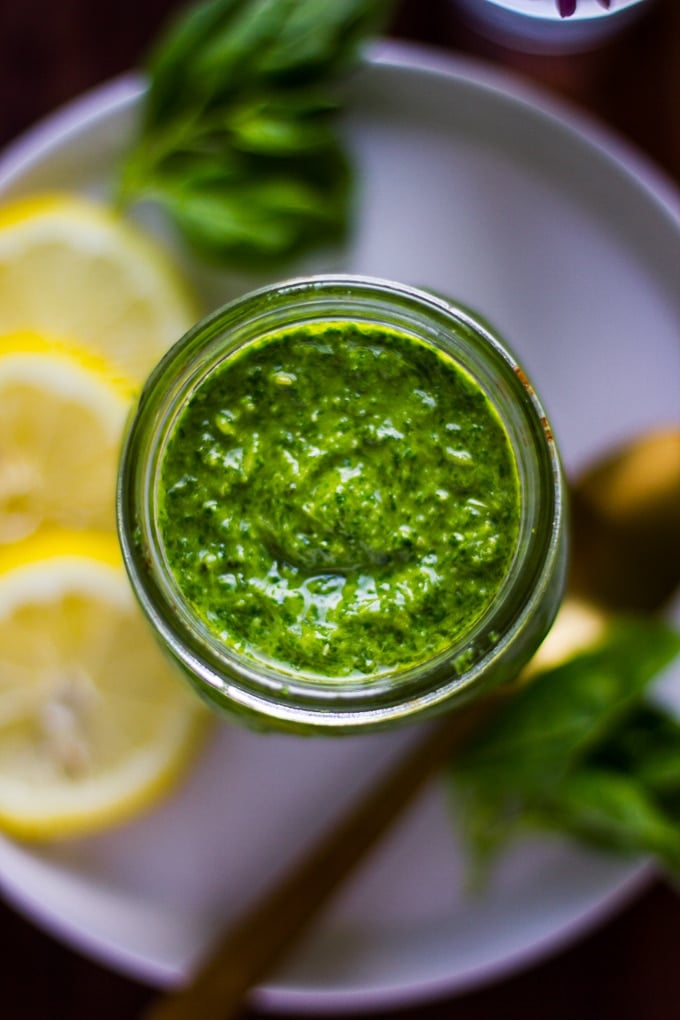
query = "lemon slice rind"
xmin=0 ymin=531 xmax=206 ymax=841
xmin=0 ymin=334 xmax=133 ymax=543
xmin=0 ymin=193 xmax=198 ymax=381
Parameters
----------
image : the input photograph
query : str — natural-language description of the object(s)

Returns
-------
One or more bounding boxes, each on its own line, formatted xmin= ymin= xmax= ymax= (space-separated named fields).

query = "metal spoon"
xmin=143 ymin=428 xmax=680 ymax=1020
xmin=569 ymin=428 xmax=680 ymax=611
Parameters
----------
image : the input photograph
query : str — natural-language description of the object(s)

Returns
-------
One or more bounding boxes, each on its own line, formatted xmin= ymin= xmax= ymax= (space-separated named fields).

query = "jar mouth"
xmin=117 ymin=275 xmax=566 ymax=731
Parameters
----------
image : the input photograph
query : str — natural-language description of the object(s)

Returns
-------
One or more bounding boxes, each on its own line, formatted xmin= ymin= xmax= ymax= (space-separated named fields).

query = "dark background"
xmin=0 ymin=1 xmax=679 ymax=1017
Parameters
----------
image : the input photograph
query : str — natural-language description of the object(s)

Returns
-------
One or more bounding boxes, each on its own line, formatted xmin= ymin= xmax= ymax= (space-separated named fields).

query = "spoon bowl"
xmin=570 ymin=429 xmax=680 ymax=612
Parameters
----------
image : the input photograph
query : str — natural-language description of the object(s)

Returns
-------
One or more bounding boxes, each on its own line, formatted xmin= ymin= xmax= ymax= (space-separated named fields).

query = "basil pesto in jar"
xmin=118 ymin=277 xmax=567 ymax=733
xmin=158 ymin=322 xmax=520 ymax=678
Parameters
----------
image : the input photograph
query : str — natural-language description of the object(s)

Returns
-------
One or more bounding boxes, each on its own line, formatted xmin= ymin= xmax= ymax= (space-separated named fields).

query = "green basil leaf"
xmin=154 ymin=172 xmax=347 ymax=263
xmin=192 ymin=0 xmax=289 ymax=98
xmin=257 ymin=87 xmax=341 ymax=118
xmin=163 ymin=187 xmax=297 ymax=253
xmin=254 ymin=0 xmax=393 ymax=78
xmin=447 ymin=617 xmax=680 ymax=876
xmin=145 ymin=0 xmax=246 ymax=126
xmin=533 ymin=768 xmax=680 ymax=873
xmin=454 ymin=619 xmax=680 ymax=798
xmin=119 ymin=0 xmax=391 ymax=265
xmin=588 ymin=702 xmax=680 ymax=795
xmin=228 ymin=108 xmax=335 ymax=156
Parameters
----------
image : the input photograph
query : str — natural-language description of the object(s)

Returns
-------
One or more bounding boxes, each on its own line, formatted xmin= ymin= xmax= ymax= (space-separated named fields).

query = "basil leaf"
xmin=192 ymin=0 xmax=291 ymax=97
xmin=589 ymin=702 xmax=680 ymax=795
xmin=244 ymin=87 xmax=341 ymax=118
xmin=454 ymin=619 xmax=680 ymax=798
xmin=153 ymin=168 xmax=348 ymax=262
xmin=448 ymin=618 xmax=680 ymax=876
xmin=255 ymin=0 xmax=392 ymax=78
xmin=228 ymin=107 xmax=336 ymax=156
xmin=119 ymin=0 xmax=392 ymax=265
xmin=145 ymin=0 xmax=246 ymax=127
xmin=168 ymin=189 xmax=302 ymax=255
xmin=533 ymin=768 xmax=680 ymax=873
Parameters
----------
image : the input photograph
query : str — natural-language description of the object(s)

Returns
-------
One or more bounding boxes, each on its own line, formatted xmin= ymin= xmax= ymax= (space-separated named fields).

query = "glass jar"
xmin=117 ymin=276 xmax=567 ymax=734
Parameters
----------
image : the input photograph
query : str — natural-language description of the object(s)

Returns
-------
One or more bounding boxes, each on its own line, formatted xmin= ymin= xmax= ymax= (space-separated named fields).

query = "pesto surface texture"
xmin=158 ymin=321 xmax=521 ymax=678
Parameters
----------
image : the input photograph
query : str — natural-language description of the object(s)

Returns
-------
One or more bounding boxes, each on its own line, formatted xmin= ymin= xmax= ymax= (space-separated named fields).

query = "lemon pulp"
xmin=0 ymin=333 xmax=134 ymax=543
xmin=0 ymin=530 xmax=206 ymax=840
xmin=0 ymin=193 xmax=197 ymax=380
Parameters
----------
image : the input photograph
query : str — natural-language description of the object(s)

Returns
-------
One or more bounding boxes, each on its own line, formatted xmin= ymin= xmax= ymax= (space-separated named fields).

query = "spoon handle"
xmin=143 ymin=691 xmax=505 ymax=1020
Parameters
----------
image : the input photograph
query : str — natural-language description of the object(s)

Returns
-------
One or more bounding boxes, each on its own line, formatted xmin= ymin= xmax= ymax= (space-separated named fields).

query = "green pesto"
xmin=157 ymin=322 xmax=521 ymax=678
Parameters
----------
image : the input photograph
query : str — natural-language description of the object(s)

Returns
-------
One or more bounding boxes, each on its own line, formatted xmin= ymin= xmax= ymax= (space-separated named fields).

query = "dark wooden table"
xmin=1 ymin=1 xmax=678 ymax=1018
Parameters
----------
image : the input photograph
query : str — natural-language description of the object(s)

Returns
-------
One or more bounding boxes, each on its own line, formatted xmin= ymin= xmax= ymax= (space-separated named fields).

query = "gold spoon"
xmin=143 ymin=428 xmax=680 ymax=1020
xmin=569 ymin=428 xmax=680 ymax=611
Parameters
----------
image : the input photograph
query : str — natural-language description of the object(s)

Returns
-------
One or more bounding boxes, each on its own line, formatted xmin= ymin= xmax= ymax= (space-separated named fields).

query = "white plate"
xmin=0 ymin=41 xmax=679 ymax=1015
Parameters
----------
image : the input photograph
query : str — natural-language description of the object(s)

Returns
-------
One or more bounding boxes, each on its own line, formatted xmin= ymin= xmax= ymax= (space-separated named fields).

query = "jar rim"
xmin=117 ymin=274 xmax=567 ymax=732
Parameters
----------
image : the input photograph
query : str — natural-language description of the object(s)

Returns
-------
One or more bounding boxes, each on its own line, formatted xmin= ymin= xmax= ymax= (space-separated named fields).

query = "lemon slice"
xmin=0 ymin=333 xmax=133 ymax=544
xmin=0 ymin=194 xmax=197 ymax=380
xmin=0 ymin=530 xmax=205 ymax=840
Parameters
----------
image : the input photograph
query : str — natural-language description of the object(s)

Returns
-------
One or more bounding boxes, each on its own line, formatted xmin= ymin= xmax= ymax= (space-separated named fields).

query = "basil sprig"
xmin=447 ymin=619 xmax=680 ymax=879
xmin=117 ymin=0 xmax=392 ymax=266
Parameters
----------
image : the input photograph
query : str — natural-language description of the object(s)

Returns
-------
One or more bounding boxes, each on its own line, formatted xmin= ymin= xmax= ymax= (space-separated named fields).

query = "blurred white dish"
xmin=0 ymin=40 xmax=678 ymax=1015
xmin=452 ymin=0 xmax=651 ymax=53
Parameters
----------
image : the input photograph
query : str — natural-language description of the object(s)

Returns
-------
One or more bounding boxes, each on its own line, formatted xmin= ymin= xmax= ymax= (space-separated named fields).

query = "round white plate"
xmin=0 ymin=41 xmax=679 ymax=1015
